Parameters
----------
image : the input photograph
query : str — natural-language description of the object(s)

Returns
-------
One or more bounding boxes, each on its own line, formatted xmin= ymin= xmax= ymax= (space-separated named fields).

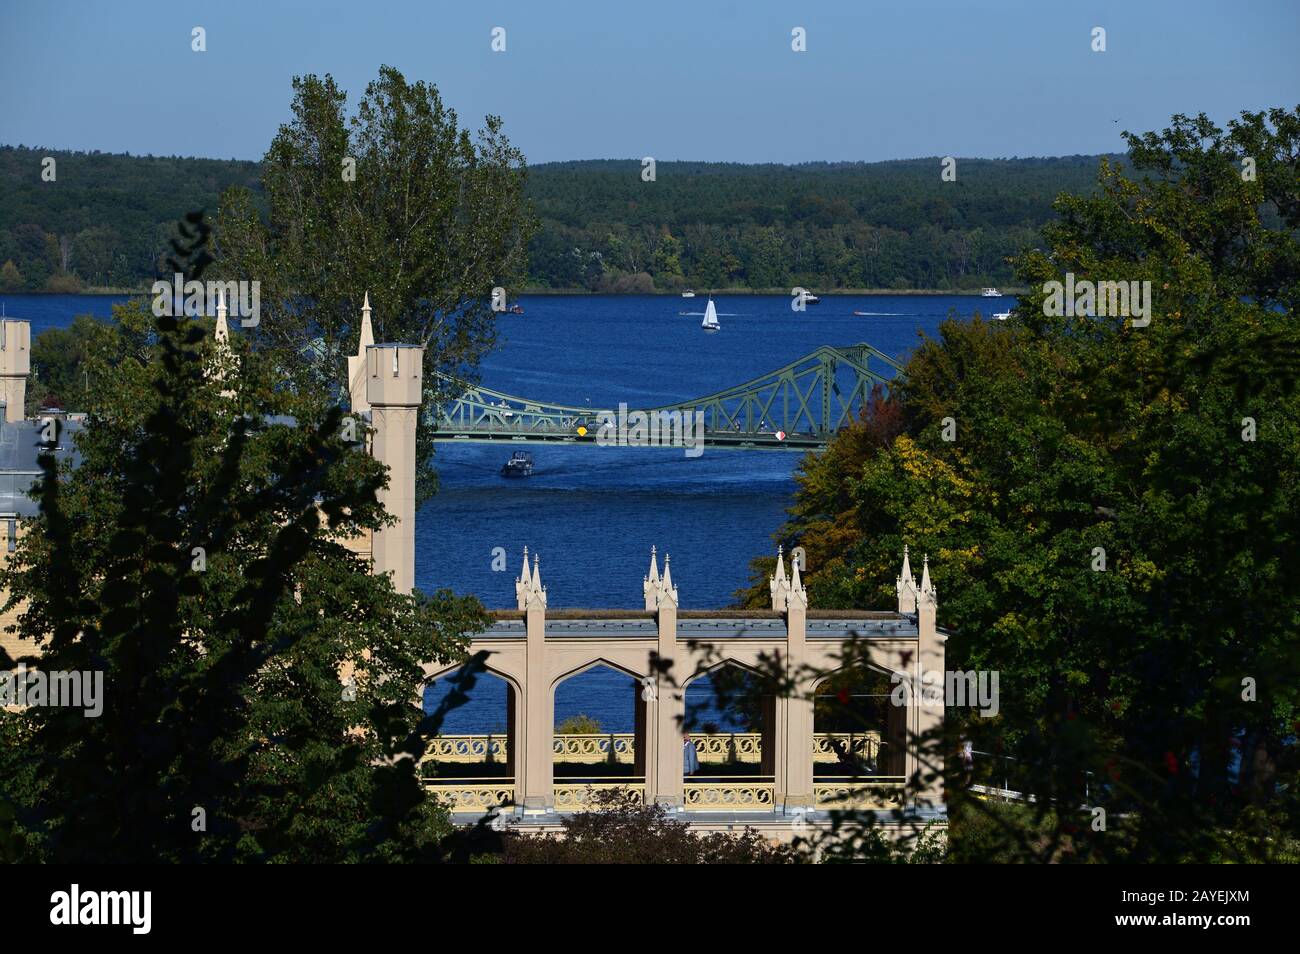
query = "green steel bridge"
xmin=430 ymin=342 xmax=903 ymax=451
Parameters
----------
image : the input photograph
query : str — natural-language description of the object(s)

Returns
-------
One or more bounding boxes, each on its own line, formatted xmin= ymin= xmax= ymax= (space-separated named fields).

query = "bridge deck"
xmin=435 ymin=431 xmax=829 ymax=450
xmin=430 ymin=342 xmax=903 ymax=451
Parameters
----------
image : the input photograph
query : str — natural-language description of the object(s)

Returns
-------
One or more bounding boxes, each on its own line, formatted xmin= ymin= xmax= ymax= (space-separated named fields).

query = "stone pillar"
xmin=366 ymin=343 xmax=423 ymax=595
xmin=633 ymin=682 xmax=648 ymax=779
xmin=0 ymin=319 xmax=31 ymax=423
xmin=914 ymin=555 xmax=946 ymax=811
xmin=781 ymin=560 xmax=815 ymax=811
xmin=505 ymin=687 xmax=517 ymax=777
xmin=764 ymin=694 xmax=780 ymax=778
xmin=884 ymin=689 xmax=908 ymax=776
xmin=517 ymin=551 xmax=552 ymax=813
xmin=649 ymin=553 xmax=684 ymax=808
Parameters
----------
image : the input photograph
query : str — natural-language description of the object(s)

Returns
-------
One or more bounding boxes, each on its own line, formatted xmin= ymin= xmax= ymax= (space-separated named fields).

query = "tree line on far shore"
xmin=0 ymin=144 xmax=1108 ymax=295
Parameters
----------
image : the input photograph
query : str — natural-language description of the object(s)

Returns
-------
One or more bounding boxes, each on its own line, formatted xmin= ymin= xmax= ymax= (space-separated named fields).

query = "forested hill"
xmin=0 ymin=146 xmax=261 ymax=292
xmin=0 ymin=145 xmax=1115 ymax=293
xmin=526 ymin=157 xmax=1111 ymax=291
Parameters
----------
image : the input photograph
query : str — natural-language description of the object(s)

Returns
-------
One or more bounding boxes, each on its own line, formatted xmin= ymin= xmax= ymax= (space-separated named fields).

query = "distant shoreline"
xmin=518 ymin=287 xmax=1027 ymax=296
xmin=2 ymin=286 xmax=1027 ymax=298
xmin=0 ymin=287 xmax=142 ymax=297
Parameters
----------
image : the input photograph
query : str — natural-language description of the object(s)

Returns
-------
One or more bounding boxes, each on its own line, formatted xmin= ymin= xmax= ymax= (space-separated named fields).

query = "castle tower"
xmin=366 ymin=340 xmax=424 ymax=595
xmin=0 ymin=319 xmax=31 ymax=423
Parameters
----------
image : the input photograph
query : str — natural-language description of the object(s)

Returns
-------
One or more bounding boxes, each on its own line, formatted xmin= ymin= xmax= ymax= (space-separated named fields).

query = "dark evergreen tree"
xmin=0 ymin=212 xmax=489 ymax=862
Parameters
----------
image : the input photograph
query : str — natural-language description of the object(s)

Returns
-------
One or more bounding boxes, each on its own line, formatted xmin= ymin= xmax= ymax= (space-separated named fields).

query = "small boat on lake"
xmin=509 ymin=304 xmax=524 ymax=315
xmin=681 ymin=295 xmax=733 ymax=329
xmin=982 ymin=287 xmax=1002 ymax=297
xmin=501 ymin=451 xmax=534 ymax=478
xmin=701 ymin=297 xmax=720 ymax=332
xmin=991 ymin=311 xmax=1011 ymax=321
xmin=682 ymin=289 xmax=696 ymax=298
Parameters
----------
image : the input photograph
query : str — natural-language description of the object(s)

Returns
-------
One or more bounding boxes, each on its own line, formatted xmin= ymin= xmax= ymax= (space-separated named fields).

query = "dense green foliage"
xmin=23 ymin=313 xmax=144 ymax=415
xmin=0 ymin=218 xmax=490 ymax=862
xmin=737 ymin=108 xmax=1300 ymax=862
xmin=24 ymin=315 xmax=93 ymax=414
xmin=527 ymin=156 xmax=1106 ymax=291
xmin=2 ymin=141 xmax=1109 ymax=294
xmin=496 ymin=790 xmax=802 ymax=863
xmin=0 ymin=145 xmax=259 ymax=289
xmin=214 ymin=66 xmax=534 ymax=505
xmin=556 ymin=714 xmax=603 ymax=734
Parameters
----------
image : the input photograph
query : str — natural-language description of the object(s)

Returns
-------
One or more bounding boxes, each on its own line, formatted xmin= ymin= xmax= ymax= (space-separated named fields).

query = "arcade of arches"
xmin=420 ymin=546 xmax=946 ymax=835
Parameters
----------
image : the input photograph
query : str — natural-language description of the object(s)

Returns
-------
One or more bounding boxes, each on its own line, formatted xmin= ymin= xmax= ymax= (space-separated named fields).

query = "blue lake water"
xmin=1 ymin=291 xmax=1011 ymax=731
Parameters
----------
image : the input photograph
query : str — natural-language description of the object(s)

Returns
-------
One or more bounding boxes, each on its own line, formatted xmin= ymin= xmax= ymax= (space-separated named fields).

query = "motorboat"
xmin=501 ymin=451 xmax=534 ymax=477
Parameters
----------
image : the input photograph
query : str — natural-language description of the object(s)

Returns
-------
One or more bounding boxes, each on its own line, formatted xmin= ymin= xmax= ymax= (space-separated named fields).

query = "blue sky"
xmin=1 ymin=0 xmax=1296 ymax=165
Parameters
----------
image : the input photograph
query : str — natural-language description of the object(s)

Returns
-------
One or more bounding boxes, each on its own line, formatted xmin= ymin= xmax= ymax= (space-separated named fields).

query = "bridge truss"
xmin=430 ymin=343 xmax=903 ymax=451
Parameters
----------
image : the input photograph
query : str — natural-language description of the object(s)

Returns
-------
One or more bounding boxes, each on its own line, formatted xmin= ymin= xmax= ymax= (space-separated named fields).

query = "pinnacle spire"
xmin=643 ymin=546 xmax=662 ymax=610
xmin=214 ymin=286 xmax=229 ymax=342
xmin=515 ymin=546 xmax=532 ymax=609
xmin=655 ymin=552 xmax=678 ymax=609
xmin=347 ymin=292 xmax=376 ymax=413
xmin=916 ymin=553 xmax=938 ymax=615
xmin=211 ymin=287 xmax=234 ymax=398
xmin=515 ymin=546 xmax=546 ymax=610
xmin=770 ymin=545 xmax=792 ymax=610
xmin=360 ymin=293 xmax=374 ymax=347
xmin=897 ymin=545 xmax=918 ymax=614
xmin=786 ymin=551 xmax=809 ymax=610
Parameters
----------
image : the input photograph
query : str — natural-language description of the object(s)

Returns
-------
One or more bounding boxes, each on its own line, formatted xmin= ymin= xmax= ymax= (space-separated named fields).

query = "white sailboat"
xmin=681 ymin=295 xmax=734 ymax=331
xmin=701 ymin=297 xmax=720 ymax=332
